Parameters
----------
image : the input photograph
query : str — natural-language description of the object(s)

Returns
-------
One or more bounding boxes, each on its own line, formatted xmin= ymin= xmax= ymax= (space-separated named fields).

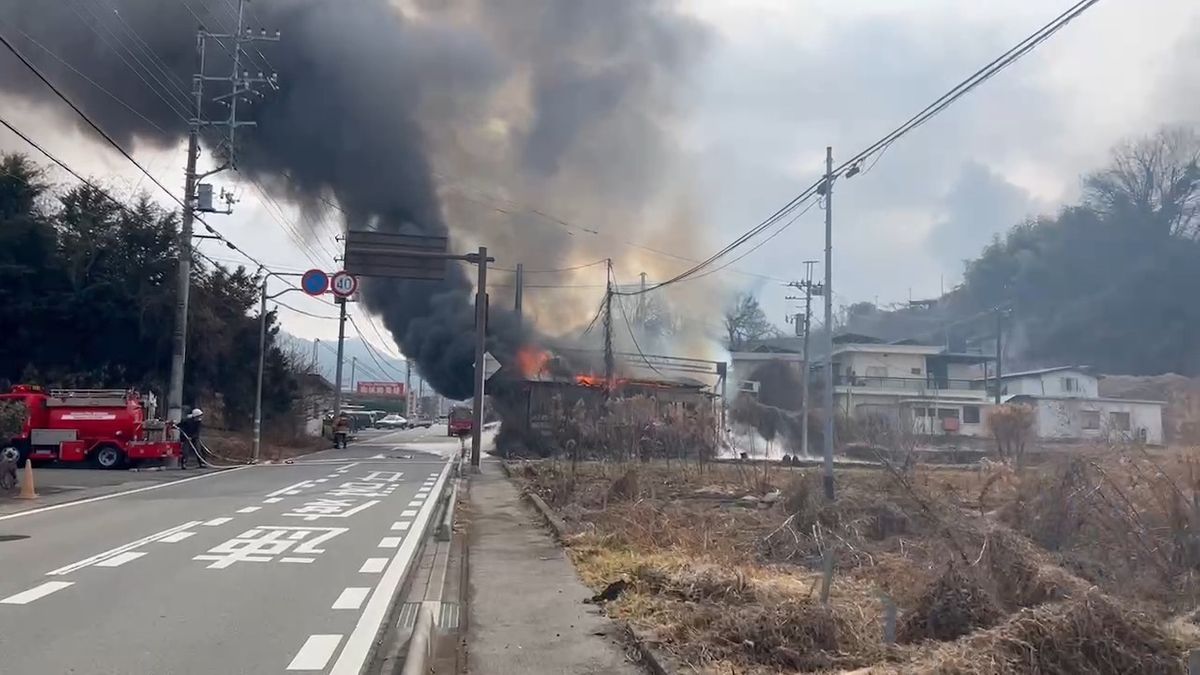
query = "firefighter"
xmin=179 ymin=408 xmax=204 ymax=469
xmin=332 ymin=412 xmax=350 ymax=449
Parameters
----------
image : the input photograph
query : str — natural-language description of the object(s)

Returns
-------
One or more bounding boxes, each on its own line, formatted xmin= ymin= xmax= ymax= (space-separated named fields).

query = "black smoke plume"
xmin=0 ymin=0 xmax=706 ymax=397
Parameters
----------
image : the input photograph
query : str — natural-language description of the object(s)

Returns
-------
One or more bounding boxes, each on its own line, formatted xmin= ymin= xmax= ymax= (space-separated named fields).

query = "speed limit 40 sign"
xmin=330 ymin=271 xmax=358 ymax=298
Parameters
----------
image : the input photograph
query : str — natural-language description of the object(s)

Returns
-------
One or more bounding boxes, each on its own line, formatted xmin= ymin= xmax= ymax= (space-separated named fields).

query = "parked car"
xmin=376 ymin=414 xmax=408 ymax=429
xmin=410 ymin=417 xmax=434 ymax=429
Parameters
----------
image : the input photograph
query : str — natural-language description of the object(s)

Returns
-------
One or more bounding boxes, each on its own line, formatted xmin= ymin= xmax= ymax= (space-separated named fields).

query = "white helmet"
xmin=190 ymin=408 xmax=204 ymax=418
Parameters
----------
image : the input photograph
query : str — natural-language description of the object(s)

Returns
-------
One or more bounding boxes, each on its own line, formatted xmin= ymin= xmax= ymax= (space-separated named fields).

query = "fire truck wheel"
xmin=93 ymin=445 xmax=126 ymax=470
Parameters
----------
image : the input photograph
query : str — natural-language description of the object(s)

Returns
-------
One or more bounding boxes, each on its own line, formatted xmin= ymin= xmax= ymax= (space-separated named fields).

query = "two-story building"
xmin=981 ymin=366 xmax=1165 ymax=444
xmin=830 ymin=335 xmax=994 ymax=437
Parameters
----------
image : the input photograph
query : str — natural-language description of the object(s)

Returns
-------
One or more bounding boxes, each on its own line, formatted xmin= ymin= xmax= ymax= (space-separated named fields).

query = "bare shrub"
xmin=898 ymin=565 xmax=1002 ymax=644
xmin=986 ymin=404 xmax=1036 ymax=464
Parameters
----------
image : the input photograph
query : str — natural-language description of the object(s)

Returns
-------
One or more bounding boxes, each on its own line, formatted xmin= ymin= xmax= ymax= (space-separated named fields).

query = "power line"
xmin=616 ymin=0 xmax=1103 ymax=297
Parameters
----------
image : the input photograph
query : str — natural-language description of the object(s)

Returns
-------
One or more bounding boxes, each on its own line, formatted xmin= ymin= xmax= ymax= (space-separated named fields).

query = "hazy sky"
xmin=3 ymin=0 xmax=1199 ymax=352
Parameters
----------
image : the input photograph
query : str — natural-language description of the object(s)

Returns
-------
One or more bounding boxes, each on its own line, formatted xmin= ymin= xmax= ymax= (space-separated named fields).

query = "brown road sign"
xmin=344 ymin=231 xmax=449 ymax=280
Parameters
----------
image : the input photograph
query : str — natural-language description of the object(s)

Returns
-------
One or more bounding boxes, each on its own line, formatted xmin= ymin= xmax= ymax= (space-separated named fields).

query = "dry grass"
xmin=512 ymin=452 xmax=1200 ymax=673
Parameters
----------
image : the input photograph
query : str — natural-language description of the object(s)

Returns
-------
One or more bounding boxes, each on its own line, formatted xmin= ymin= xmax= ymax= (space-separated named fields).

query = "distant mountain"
xmin=279 ymin=332 xmax=417 ymax=391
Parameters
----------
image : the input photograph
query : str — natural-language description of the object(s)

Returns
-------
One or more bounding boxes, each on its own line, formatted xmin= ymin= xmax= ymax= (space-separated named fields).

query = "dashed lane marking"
xmin=287 ymin=634 xmax=342 ymax=671
xmin=237 ymin=506 xmax=261 ymax=514
xmin=406 ymin=501 xmax=422 ymax=508
xmin=378 ymin=537 xmax=403 ymax=549
xmin=281 ymin=557 xmax=315 ymax=564
xmin=266 ymin=480 xmax=316 ymax=498
xmin=332 ymin=587 xmax=371 ymax=610
xmin=400 ymin=509 xmax=417 ymax=518
xmin=159 ymin=531 xmax=196 ymax=544
xmin=1 ymin=581 xmax=74 ymax=605
xmin=390 ymin=521 xmax=411 ymax=531
xmin=48 ymin=521 xmax=203 ymax=576
xmin=263 ymin=497 xmax=283 ymax=504
xmin=358 ymin=558 xmax=388 ymax=574
xmin=203 ymin=517 xmax=233 ymax=526
xmin=95 ymin=551 xmax=147 ymax=568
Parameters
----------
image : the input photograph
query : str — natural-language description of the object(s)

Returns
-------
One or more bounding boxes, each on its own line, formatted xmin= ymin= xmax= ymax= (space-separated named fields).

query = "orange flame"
xmin=515 ymin=346 xmax=551 ymax=379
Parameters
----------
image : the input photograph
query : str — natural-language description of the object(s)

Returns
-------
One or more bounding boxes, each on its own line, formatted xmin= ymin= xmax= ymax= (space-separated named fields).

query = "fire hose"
xmin=175 ymin=429 xmax=254 ymax=468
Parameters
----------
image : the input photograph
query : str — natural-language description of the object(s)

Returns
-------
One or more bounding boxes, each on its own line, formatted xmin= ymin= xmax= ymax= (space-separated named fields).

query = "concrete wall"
xmin=1034 ymin=398 xmax=1163 ymax=444
xmin=1005 ymin=370 xmax=1098 ymax=397
xmin=840 ymin=352 xmax=926 ymax=379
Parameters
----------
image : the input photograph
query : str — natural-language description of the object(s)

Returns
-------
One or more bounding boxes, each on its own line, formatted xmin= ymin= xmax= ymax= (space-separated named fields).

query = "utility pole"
xmin=994 ymin=309 xmax=1004 ymax=404
xmin=782 ymin=260 xmax=820 ymax=454
xmin=638 ymin=272 xmax=647 ymax=325
xmin=405 ymin=359 xmax=413 ymax=416
xmin=350 ymin=357 xmax=357 ymax=391
xmin=470 ymin=246 xmax=489 ymax=468
xmin=514 ymin=263 xmax=524 ymax=327
xmin=167 ymin=0 xmax=279 ymax=427
xmin=821 ymin=146 xmax=835 ymax=501
xmin=603 ymin=260 xmax=615 ymax=396
xmin=333 ymin=298 xmax=347 ymax=417
xmin=311 ymin=338 xmax=319 ymax=374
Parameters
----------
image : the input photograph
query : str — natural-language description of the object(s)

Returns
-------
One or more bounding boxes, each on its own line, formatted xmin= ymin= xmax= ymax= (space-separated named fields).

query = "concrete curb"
xmin=501 ymin=461 xmax=569 ymax=541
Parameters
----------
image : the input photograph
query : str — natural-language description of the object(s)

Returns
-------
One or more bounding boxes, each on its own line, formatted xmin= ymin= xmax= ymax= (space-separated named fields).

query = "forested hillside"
xmin=844 ymin=127 xmax=1200 ymax=376
xmin=0 ymin=153 xmax=300 ymax=427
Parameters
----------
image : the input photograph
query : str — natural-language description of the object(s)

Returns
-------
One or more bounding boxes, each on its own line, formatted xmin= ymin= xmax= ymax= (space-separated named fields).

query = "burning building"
xmin=489 ymin=346 xmax=723 ymax=458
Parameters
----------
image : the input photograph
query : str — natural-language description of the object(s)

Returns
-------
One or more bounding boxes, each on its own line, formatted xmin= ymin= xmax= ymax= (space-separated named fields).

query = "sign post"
xmin=343 ymin=231 xmax=494 ymax=468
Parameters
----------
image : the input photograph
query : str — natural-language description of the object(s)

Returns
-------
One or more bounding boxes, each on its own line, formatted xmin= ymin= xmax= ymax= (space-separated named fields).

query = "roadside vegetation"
xmin=510 ymin=445 xmax=1200 ymax=674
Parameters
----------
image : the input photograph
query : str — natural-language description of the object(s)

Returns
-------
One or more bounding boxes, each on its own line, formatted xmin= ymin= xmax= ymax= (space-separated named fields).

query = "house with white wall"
xmin=980 ymin=366 xmax=1166 ymax=445
xmin=831 ymin=335 xmax=994 ymax=438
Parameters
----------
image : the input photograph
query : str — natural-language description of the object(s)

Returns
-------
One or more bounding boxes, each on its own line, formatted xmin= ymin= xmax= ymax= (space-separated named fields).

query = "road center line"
xmin=48 ymin=521 xmax=203 ymax=576
xmin=1 ymin=581 xmax=74 ymax=605
xmin=159 ymin=531 xmax=195 ymax=543
xmin=94 ymin=551 xmax=147 ymax=567
xmin=287 ymin=634 xmax=343 ymax=671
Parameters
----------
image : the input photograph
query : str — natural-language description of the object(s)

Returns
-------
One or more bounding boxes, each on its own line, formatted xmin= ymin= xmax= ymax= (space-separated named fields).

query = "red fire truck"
xmin=0 ymin=385 xmax=181 ymax=469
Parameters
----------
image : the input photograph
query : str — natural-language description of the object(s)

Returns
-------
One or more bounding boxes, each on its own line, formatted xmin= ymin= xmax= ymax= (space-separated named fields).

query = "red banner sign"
xmin=355 ymin=381 xmax=405 ymax=397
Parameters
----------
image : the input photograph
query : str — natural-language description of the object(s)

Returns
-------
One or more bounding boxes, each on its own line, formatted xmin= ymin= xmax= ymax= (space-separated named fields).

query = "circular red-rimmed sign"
xmin=330 ymin=271 xmax=358 ymax=298
xmin=301 ymin=269 xmax=329 ymax=296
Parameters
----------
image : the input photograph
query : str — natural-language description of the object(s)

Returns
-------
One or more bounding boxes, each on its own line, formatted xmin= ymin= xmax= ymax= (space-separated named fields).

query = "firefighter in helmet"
xmin=179 ymin=408 xmax=204 ymax=469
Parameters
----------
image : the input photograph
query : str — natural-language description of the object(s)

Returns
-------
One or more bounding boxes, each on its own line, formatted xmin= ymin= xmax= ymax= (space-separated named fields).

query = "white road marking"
xmin=0 ymin=467 xmax=250 ymax=523
xmin=287 ymin=634 xmax=343 ymax=671
xmin=281 ymin=557 xmax=315 ymax=564
xmin=416 ymin=488 xmax=430 ymax=494
xmin=407 ymin=500 xmax=423 ymax=508
xmin=314 ymin=478 xmax=328 ymax=483
xmin=263 ymin=497 xmax=283 ymax=504
xmin=1 ymin=581 xmax=74 ymax=605
xmin=237 ymin=506 xmax=262 ymax=514
xmin=329 ymin=458 xmax=452 ymax=675
xmin=333 ymin=462 xmax=361 ymax=474
xmin=400 ymin=509 xmax=417 ymax=518
xmin=203 ymin=517 xmax=233 ymax=526
xmin=159 ymin=531 xmax=195 ymax=544
xmin=378 ymin=537 xmax=402 ymax=548
xmin=332 ymin=587 xmax=371 ymax=610
xmin=391 ymin=521 xmax=411 ymax=531
xmin=95 ymin=551 xmax=147 ymax=568
xmin=358 ymin=558 xmax=388 ymax=573
xmin=48 ymin=521 xmax=203 ymax=576
xmin=267 ymin=480 xmax=315 ymax=498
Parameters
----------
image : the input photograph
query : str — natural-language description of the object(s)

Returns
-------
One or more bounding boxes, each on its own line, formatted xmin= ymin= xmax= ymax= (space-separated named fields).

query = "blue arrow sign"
xmin=301 ymin=269 xmax=329 ymax=296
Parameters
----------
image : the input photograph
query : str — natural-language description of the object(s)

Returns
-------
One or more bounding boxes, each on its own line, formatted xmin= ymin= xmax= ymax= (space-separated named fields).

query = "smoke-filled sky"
xmin=2 ymin=0 xmax=1199 ymax=390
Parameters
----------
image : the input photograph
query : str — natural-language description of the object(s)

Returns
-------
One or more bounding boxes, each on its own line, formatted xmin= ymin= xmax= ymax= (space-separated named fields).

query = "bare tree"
xmin=1084 ymin=126 xmax=1200 ymax=239
xmin=723 ymin=294 xmax=779 ymax=350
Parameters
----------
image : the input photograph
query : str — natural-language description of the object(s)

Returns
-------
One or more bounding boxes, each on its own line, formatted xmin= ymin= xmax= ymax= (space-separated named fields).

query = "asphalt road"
xmin=0 ymin=426 xmax=460 ymax=674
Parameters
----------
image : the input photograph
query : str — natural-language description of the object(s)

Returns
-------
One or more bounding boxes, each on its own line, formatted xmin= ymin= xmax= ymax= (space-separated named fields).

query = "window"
xmin=1109 ymin=412 xmax=1131 ymax=431
xmin=963 ymin=406 xmax=980 ymax=424
xmin=1081 ymin=410 xmax=1100 ymax=430
xmin=911 ymin=367 xmax=922 ymax=375
xmin=1061 ymin=377 xmax=1080 ymax=393
xmin=913 ymin=407 xmax=926 ymax=418
xmin=937 ymin=408 xmax=960 ymax=420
